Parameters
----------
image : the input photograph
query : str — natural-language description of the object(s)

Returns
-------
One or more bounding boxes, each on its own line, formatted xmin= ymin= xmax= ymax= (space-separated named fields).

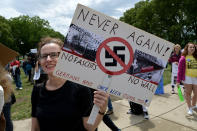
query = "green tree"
xmin=120 ymin=0 xmax=197 ymax=47
xmin=182 ymin=0 xmax=197 ymax=43
xmin=152 ymin=0 xmax=185 ymax=44
xmin=9 ymin=15 xmax=64 ymax=56
xmin=0 ymin=16 xmax=16 ymax=50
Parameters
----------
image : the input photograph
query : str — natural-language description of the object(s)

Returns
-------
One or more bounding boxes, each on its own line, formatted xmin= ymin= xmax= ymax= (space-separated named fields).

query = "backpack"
xmin=129 ymin=101 xmax=143 ymax=115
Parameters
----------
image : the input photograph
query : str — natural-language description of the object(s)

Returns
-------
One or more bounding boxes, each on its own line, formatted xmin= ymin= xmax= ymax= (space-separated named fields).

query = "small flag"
xmin=177 ymin=85 xmax=184 ymax=102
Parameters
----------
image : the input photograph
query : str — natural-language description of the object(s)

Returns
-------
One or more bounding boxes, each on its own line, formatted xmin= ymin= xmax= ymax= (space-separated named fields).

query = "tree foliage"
xmin=120 ymin=0 xmax=197 ymax=47
xmin=0 ymin=16 xmax=15 ymax=49
xmin=0 ymin=15 xmax=64 ymax=55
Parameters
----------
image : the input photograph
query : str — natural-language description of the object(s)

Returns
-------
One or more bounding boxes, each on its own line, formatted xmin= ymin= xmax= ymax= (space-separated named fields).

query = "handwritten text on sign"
xmin=54 ymin=4 xmax=174 ymax=106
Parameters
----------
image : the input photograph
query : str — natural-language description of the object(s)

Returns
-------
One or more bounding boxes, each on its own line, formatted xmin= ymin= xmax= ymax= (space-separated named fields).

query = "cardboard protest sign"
xmin=0 ymin=43 xmax=19 ymax=66
xmin=54 ymin=4 xmax=174 ymax=106
xmin=172 ymin=63 xmax=178 ymax=76
xmin=171 ymin=63 xmax=178 ymax=85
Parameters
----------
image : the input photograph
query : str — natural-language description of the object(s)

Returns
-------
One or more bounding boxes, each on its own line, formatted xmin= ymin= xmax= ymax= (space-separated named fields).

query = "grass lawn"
xmin=163 ymin=64 xmax=171 ymax=86
xmin=11 ymin=65 xmax=172 ymax=120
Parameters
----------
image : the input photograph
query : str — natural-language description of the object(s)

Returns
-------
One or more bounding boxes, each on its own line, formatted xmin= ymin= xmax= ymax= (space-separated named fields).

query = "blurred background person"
xmin=26 ymin=56 xmax=33 ymax=83
xmin=2 ymin=72 xmax=16 ymax=131
xmin=168 ymin=44 xmax=181 ymax=94
xmin=177 ymin=42 xmax=197 ymax=115
xmin=127 ymin=101 xmax=149 ymax=120
xmin=22 ymin=58 xmax=28 ymax=76
xmin=10 ymin=59 xmax=22 ymax=90
xmin=106 ymin=97 xmax=114 ymax=115
xmin=33 ymin=60 xmax=47 ymax=85
xmin=0 ymin=64 xmax=12 ymax=131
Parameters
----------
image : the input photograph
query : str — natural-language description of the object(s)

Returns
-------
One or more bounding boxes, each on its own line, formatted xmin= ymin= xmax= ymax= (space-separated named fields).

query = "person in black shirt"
xmin=31 ymin=37 xmax=109 ymax=131
xmin=127 ymin=101 xmax=149 ymax=120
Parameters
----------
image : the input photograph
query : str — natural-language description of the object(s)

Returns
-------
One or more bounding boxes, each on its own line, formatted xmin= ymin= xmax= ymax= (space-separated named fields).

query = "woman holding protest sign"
xmin=177 ymin=42 xmax=197 ymax=115
xmin=168 ymin=44 xmax=181 ymax=94
xmin=31 ymin=37 xmax=109 ymax=131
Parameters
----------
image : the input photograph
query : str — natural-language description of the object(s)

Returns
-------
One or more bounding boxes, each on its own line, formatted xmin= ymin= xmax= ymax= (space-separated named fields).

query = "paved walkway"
xmin=13 ymin=84 xmax=197 ymax=131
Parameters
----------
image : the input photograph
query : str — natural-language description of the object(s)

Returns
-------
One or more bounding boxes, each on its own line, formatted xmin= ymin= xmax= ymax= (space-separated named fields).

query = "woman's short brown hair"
xmin=37 ymin=37 xmax=64 ymax=57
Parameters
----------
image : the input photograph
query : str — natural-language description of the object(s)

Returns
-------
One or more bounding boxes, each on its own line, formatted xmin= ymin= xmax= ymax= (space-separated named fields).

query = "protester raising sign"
xmin=54 ymin=4 xmax=174 ymax=106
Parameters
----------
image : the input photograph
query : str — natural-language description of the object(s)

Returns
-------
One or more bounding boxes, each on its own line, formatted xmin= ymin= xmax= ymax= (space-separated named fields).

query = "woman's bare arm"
xmin=31 ymin=117 xmax=40 ymax=131
xmin=83 ymin=90 xmax=109 ymax=131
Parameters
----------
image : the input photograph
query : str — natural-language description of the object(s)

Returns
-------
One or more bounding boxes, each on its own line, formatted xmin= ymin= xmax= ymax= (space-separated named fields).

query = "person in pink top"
xmin=177 ymin=42 xmax=197 ymax=115
xmin=168 ymin=44 xmax=181 ymax=94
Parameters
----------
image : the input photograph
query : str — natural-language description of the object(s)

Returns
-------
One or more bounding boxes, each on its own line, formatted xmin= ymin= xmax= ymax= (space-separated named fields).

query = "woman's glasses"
xmin=39 ymin=52 xmax=60 ymax=60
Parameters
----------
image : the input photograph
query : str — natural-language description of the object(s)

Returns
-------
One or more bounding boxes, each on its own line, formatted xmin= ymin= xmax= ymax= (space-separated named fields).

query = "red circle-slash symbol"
xmin=96 ymin=37 xmax=133 ymax=75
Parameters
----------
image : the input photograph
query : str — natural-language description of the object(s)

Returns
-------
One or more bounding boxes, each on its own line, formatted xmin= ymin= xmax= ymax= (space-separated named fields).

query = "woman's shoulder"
xmin=178 ymin=56 xmax=186 ymax=65
xmin=0 ymin=85 xmax=3 ymax=92
xmin=180 ymin=56 xmax=185 ymax=60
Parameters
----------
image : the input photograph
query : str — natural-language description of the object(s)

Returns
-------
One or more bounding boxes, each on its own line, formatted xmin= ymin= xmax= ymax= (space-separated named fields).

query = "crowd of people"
xmin=168 ymin=42 xmax=197 ymax=115
xmin=177 ymin=43 xmax=197 ymax=115
xmin=0 ymin=37 xmax=197 ymax=131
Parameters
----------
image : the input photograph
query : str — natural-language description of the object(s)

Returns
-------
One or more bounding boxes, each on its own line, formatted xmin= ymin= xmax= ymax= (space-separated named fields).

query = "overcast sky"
xmin=0 ymin=0 xmax=141 ymax=36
